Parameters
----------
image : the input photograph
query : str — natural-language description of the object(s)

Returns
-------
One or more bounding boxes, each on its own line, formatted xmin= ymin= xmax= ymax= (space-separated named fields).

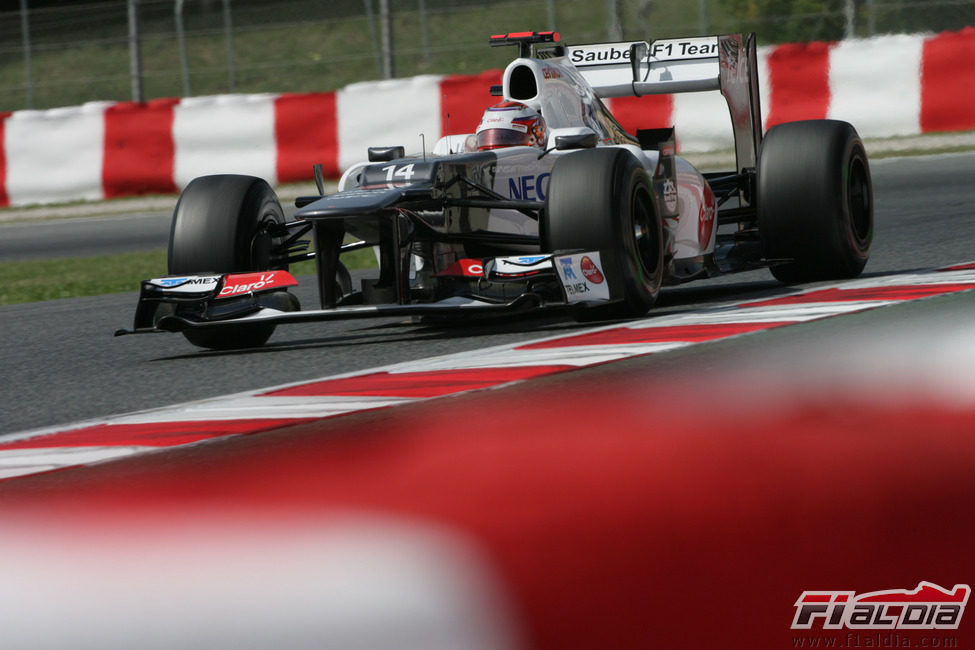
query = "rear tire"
xmin=543 ymin=148 xmax=663 ymax=318
xmin=758 ymin=119 xmax=872 ymax=283
xmin=169 ymin=175 xmax=291 ymax=349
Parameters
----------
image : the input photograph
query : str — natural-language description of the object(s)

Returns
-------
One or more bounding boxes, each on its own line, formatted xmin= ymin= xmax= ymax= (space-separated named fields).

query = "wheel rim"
xmin=250 ymin=214 xmax=285 ymax=271
xmin=631 ymin=185 xmax=659 ymax=279
xmin=847 ymin=154 xmax=871 ymax=247
xmin=250 ymin=223 xmax=273 ymax=269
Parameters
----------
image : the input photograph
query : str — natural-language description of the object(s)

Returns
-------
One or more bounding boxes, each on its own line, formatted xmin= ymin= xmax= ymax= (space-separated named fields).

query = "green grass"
xmin=0 ymin=249 xmax=169 ymax=305
xmin=868 ymin=143 xmax=975 ymax=159
xmin=0 ymin=246 xmax=378 ymax=306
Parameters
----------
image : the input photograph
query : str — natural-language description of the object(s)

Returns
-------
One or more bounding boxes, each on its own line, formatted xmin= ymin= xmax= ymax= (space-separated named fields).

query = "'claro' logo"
xmin=217 ymin=271 xmax=297 ymax=299
xmin=580 ymin=256 xmax=605 ymax=284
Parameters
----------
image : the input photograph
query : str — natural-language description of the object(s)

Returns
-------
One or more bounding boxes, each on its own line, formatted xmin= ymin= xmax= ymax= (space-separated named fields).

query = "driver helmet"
xmin=475 ymin=101 xmax=547 ymax=150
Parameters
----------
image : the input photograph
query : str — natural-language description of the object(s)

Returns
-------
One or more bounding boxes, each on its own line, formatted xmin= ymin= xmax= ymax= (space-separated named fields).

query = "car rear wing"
xmin=567 ymin=34 xmax=762 ymax=173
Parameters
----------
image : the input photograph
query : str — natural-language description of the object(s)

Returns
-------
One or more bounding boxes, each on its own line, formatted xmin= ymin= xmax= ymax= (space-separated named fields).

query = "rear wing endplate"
xmin=567 ymin=34 xmax=763 ymax=173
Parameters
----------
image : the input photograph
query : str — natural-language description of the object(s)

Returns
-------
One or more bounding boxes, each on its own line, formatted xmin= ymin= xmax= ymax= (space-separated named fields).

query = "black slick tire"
xmin=758 ymin=119 xmax=873 ymax=283
xmin=543 ymin=148 xmax=663 ymax=318
xmin=168 ymin=174 xmax=290 ymax=349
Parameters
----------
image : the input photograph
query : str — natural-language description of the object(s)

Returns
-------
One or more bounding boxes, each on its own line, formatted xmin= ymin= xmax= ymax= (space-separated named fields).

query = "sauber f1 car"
xmin=117 ymin=31 xmax=873 ymax=349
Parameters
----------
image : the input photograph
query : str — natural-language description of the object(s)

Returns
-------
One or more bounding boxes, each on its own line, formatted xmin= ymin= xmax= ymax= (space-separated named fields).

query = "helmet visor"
xmin=477 ymin=128 xmax=532 ymax=150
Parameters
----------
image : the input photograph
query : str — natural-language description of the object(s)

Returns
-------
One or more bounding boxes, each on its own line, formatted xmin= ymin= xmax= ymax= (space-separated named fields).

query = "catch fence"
xmin=1 ymin=0 xmax=973 ymax=111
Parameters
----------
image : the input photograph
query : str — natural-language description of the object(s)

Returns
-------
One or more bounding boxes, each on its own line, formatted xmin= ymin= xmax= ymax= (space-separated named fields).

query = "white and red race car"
xmin=118 ymin=31 xmax=872 ymax=349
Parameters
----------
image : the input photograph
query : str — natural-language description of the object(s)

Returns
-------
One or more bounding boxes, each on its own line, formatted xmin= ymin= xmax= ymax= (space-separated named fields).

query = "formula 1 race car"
xmin=117 ymin=31 xmax=873 ymax=349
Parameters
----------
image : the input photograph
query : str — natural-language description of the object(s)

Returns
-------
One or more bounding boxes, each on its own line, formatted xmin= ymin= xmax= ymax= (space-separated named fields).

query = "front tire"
xmin=169 ymin=175 xmax=290 ymax=349
xmin=758 ymin=119 xmax=873 ymax=283
xmin=543 ymin=148 xmax=663 ymax=318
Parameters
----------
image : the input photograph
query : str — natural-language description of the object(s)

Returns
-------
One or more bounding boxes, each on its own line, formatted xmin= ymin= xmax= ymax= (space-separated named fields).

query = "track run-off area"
xmin=4 ymin=262 xmax=975 ymax=481
xmin=0 ymin=151 xmax=974 ymax=649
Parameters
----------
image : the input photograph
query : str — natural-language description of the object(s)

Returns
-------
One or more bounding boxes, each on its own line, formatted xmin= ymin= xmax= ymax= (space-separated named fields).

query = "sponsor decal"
xmin=436 ymin=259 xmax=484 ymax=278
xmin=217 ymin=271 xmax=298 ymax=299
xmin=148 ymin=276 xmax=221 ymax=293
xmin=156 ymin=277 xmax=190 ymax=287
xmin=564 ymin=282 xmax=591 ymax=296
xmin=579 ymin=256 xmax=604 ymax=284
xmin=568 ymin=42 xmax=637 ymax=66
xmin=698 ymin=183 xmax=715 ymax=249
xmin=559 ymin=257 xmax=577 ymax=280
xmin=792 ymin=582 xmax=970 ymax=630
xmin=324 ymin=188 xmax=373 ymax=201
xmin=718 ymin=36 xmax=749 ymax=83
xmin=507 ymin=173 xmax=550 ymax=202
xmin=554 ymin=252 xmax=611 ymax=303
xmin=662 ymin=178 xmax=678 ymax=214
xmin=541 ymin=66 xmax=562 ymax=79
xmin=508 ymin=255 xmax=549 ymax=265
xmin=650 ymin=37 xmax=718 ymax=61
xmin=719 ymin=37 xmax=740 ymax=70
xmin=493 ymin=255 xmax=553 ymax=277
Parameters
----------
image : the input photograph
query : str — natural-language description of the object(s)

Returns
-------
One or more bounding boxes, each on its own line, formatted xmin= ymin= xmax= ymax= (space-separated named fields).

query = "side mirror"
xmin=367 ymin=146 xmax=406 ymax=162
xmin=630 ymin=42 xmax=648 ymax=82
xmin=554 ymin=130 xmax=599 ymax=150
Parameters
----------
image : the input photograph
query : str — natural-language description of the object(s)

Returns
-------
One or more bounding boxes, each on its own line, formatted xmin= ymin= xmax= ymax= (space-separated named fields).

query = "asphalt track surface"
xmin=0 ymin=208 xmax=173 ymax=261
xmin=1 ymin=151 xmax=974 ymax=436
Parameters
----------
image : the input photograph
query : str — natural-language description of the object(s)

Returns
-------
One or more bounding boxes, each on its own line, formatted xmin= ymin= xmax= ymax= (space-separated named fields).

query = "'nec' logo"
xmin=508 ymin=173 xmax=550 ymax=201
